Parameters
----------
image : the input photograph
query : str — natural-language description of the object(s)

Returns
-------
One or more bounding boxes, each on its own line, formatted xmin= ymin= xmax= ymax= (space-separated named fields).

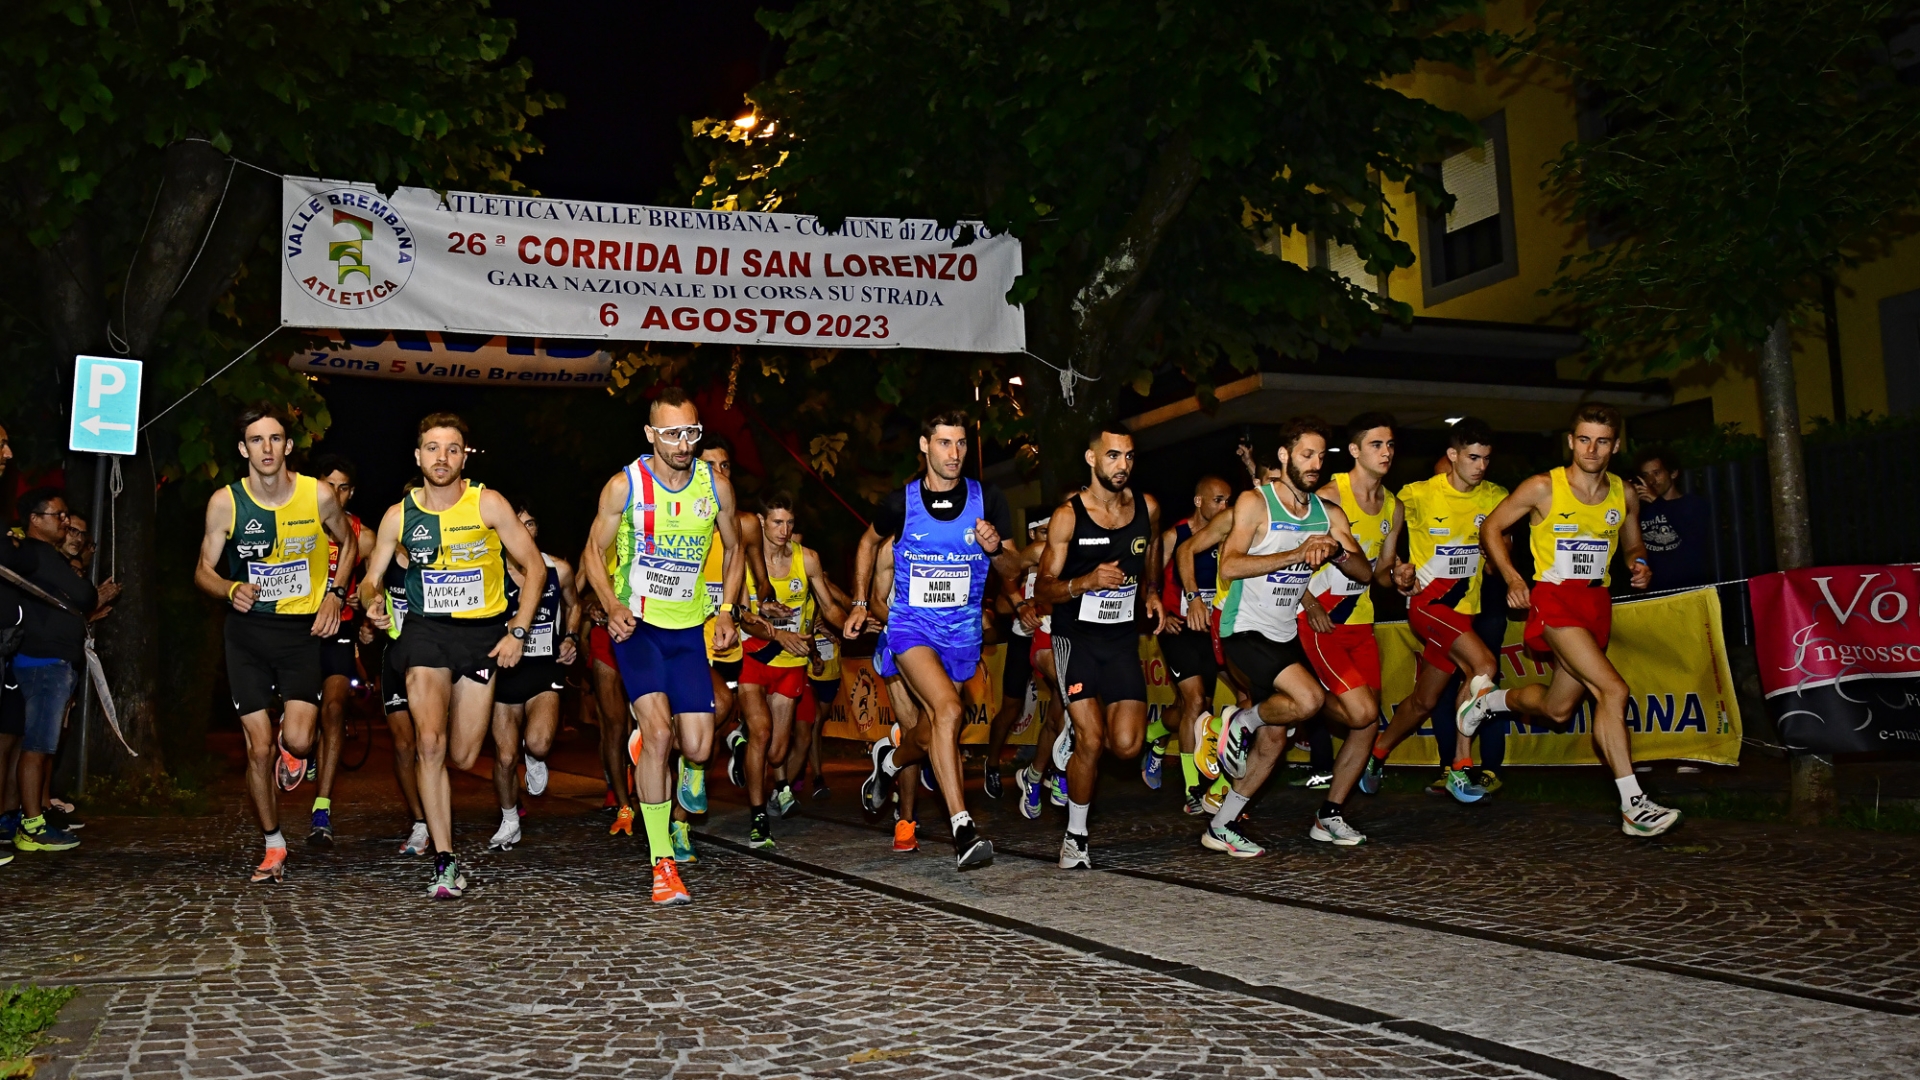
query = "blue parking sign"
xmin=69 ymin=355 xmax=144 ymax=456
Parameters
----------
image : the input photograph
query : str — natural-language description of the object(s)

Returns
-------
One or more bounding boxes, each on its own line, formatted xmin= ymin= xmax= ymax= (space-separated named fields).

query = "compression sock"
xmin=311 ymin=796 xmax=331 ymax=813
xmin=1066 ymin=800 xmax=1090 ymax=835
xmin=1209 ymin=791 xmax=1250 ymax=832
xmin=640 ymin=801 xmax=674 ymax=862
xmin=1318 ymin=799 xmax=1343 ymax=819
xmin=1179 ymin=752 xmax=1200 ymax=791
xmin=1614 ymin=775 xmax=1645 ymax=812
xmin=1144 ymin=715 xmax=1171 ymax=746
xmin=1024 ymin=759 xmax=1044 ymax=783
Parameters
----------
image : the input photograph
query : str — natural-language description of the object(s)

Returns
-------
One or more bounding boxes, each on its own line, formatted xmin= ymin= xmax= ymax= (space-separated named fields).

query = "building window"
xmin=1312 ymin=237 xmax=1384 ymax=295
xmin=1419 ymin=111 xmax=1519 ymax=305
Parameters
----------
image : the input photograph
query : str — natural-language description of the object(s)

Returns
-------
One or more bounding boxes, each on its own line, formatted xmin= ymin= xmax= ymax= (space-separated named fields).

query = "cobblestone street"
xmin=6 ymin=738 xmax=1919 ymax=1079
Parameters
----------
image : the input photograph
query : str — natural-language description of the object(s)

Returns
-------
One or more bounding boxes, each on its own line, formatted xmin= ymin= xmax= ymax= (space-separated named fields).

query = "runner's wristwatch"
xmin=510 ymin=626 xmax=529 ymax=641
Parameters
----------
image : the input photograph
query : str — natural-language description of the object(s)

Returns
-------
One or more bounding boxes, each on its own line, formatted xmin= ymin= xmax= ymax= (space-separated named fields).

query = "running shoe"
xmin=13 ymin=816 xmax=79 ymax=852
xmin=609 ymin=806 xmax=635 ymax=836
xmin=249 ymin=846 xmax=287 ymax=883
xmin=1291 ymin=771 xmax=1333 ymax=791
xmin=275 ymin=740 xmax=305 ymax=792
xmin=524 ymin=755 xmax=549 ymax=797
xmin=983 ymin=765 xmax=1003 ymax=800
xmin=676 ymin=756 xmax=707 ymax=815
xmin=1474 ymin=767 xmax=1504 ymax=795
xmin=428 ymin=854 xmax=467 ymax=899
xmin=893 ymin=819 xmax=918 ymax=852
xmin=1059 ymin=831 xmax=1091 ymax=870
xmin=626 ymin=728 xmax=644 ymax=768
xmin=1202 ymin=778 xmax=1229 ymax=813
xmin=1622 ymin=797 xmax=1682 ymax=838
xmin=725 ymin=728 xmax=746 ymax=789
xmin=1309 ymin=813 xmax=1367 ymax=846
xmin=0 ymin=851 xmax=11 ymax=867
xmin=0 ymin=810 xmax=19 ymax=844
xmin=748 ymin=812 xmax=775 ymax=850
xmin=488 ymin=815 xmax=521 ymax=851
xmin=1050 ymin=723 xmax=1075 ymax=771
xmin=1442 ymin=768 xmax=1486 ymax=804
xmin=1426 ymin=771 xmax=1451 ymax=794
xmin=670 ymin=819 xmax=696 ymax=863
xmin=860 ymin=740 xmax=895 ymax=814
xmin=1358 ymin=755 xmax=1385 ymax=795
xmin=1193 ymin=709 xmax=1224 ymax=780
xmin=1016 ymin=769 xmax=1044 ymax=820
xmin=771 ymin=782 xmax=797 ymax=819
xmin=307 ymin=808 xmax=334 ymax=848
xmin=1456 ymin=673 xmax=1496 ymax=739
xmin=919 ymin=764 xmax=938 ymax=793
xmin=1141 ymin=740 xmax=1165 ymax=790
xmin=400 ymin=821 xmax=430 ymax=856
xmin=811 ymin=776 xmax=831 ymax=801
xmin=1218 ymin=710 xmax=1254 ymax=780
xmin=953 ymin=822 xmax=994 ymax=870
xmin=305 ymin=757 xmax=317 ymax=783
xmin=1045 ymin=771 xmax=1067 ymax=808
xmin=651 ymin=858 xmax=692 ymax=906
xmin=47 ymin=797 xmax=75 ymax=814
xmin=1200 ymin=821 xmax=1263 ymax=858
xmin=1182 ymin=791 xmax=1206 ymax=816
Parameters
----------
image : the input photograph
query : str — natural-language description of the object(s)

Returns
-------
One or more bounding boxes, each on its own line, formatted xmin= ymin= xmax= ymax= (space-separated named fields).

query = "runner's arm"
xmin=1619 ymin=483 xmax=1652 ymax=590
xmin=1032 ymin=501 xmax=1086 ymax=604
xmin=738 ymin=510 xmax=786 ymax=619
xmin=710 ymin=473 xmax=744 ymax=652
xmin=309 ymin=480 xmax=353 ymax=637
xmin=1373 ymin=500 xmax=1405 ymax=588
xmin=582 ymin=470 xmax=634 ymax=639
xmin=554 ymin=557 xmax=581 ymax=665
xmin=1482 ymin=474 xmax=1551 ymax=611
xmin=358 ymin=504 xmax=403 ymax=629
xmin=1322 ymin=502 xmax=1371 ymax=586
xmin=843 ymin=523 xmax=883 ymax=638
xmin=1142 ymin=494 xmax=1170 ymax=632
xmin=194 ymin=487 xmax=253 ymax=611
xmin=1159 ymin=524 xmax=1185 ymax=631
xmin=484 ymin=490 xmax=546 ymax=669
xmin=1219 ymin=490 xmax=1331 ymax=580
xmin=803 ymin=546 xmax=849 ymax=630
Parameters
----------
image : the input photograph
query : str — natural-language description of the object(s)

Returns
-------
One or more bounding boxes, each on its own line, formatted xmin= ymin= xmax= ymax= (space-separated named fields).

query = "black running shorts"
xmin=398 ymin=616 xmax=502 ymax=685
xmin=1051 ymin=630 xmax=1147 ymax=705
xmin=713 ymin=657 xmax=743 ymax=687
xmin=1001 ymin=634 xmax=1034 ymax=702
xmin=319 ymin=632 xmax=357 ymax=682
xmin=381 ymin=642 xmax=409 ymax=715
xmin=1220 ymin=631 xmax=1313 ymax=699
xmin=495 ymin=658 xmax=565 ymax=707
xmin=225 ymin=612 xmax=324 ymax=716
xmin=1159 ymin=628 xmax=1217 ymax=687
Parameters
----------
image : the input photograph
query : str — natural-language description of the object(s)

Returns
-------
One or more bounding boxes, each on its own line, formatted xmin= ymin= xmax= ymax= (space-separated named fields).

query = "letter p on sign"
xmin=68 ymin=355 xmax=144 ymax=456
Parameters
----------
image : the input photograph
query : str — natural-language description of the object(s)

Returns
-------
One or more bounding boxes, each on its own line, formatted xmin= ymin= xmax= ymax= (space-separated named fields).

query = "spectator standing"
xmin=1631 ymin=448 xmax=1713 ymax=589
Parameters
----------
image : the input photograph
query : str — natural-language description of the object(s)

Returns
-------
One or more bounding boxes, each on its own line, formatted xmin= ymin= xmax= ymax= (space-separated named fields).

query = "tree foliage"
xmin=1524 ymin=0 xmax=1920 ymax=370
xmin=0 ymin=0 xmax=559 ymax=774
xmin=680 ymin=0 xmax=1483 ymax=498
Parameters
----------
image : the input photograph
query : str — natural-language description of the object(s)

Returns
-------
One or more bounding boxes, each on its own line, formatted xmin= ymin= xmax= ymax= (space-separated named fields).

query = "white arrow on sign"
xmin=80 ymin=415 xmax=132 ymax=436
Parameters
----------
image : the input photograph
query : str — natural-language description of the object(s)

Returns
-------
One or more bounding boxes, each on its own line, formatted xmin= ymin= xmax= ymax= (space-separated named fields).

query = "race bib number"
xmin=1078 ymin=583 xmax=1137 ymax=624
xmin=421 ymin=568 xmax=487 ymax=614
xmin=706 ymin=580 xmax=724 ymax=608
xmin=247 ymin=560 xmax=313 ymax=604
xmin=771 ymin=607 xmax=806 ymax=634
xmin=1555 ymin=539 xmax=1609 ymax=581
xmin=1259 ymin=567 xmax=1312 ymax=612
xmin=1428 ymin=543 xmax=1481 ymax=580
xmin=524 ymin=619 xmax=555 ymax=658
xmin=814 ymin=636 xmax=838 ymax=662
xmin=634 ymin=557 xmax=699 ymax=603
xmin=908 ymin=565 xmax=970 ymax=608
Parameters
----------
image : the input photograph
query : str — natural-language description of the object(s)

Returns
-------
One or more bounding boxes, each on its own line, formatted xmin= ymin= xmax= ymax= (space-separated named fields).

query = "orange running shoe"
xmin=609 ymin=806 xmax=635 ymax=836
xmin=651 ymin=858 xmax=692 ymax=905
xmin=893 ymin=819 xmax=918 ymax=853
xmin=627 ymin=728 xmax=644 ymax=767
xmin=250 ymin=846 xmax=287 ymax=884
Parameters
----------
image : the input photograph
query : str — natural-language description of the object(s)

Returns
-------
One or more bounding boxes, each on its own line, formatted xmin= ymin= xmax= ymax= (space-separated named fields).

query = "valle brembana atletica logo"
xmin=284 ymin=186 xmax=415 ymax=309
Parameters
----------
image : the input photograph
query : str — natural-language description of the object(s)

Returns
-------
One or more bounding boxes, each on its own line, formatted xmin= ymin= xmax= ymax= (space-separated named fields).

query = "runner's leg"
xmin=594 ymin=659 xmax=632 ymax=811
xmin=406 ymin=669 xmax=457 ymax=854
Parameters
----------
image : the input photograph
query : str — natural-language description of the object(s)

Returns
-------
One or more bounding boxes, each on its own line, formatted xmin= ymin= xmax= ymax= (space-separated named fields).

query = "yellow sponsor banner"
xmin=1374 ymin=585 xmax=1742 ymax=767
xmin=821 ymin=587 xmax=1739 ymax=766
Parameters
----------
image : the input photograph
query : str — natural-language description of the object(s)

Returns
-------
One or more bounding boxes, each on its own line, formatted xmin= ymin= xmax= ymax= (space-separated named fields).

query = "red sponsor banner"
xmin=1750 ymin=565 xmax=1920 ymax=753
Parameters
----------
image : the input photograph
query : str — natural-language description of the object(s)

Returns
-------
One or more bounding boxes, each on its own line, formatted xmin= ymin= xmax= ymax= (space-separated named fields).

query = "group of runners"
xmin=199 ymin=391 xmax=1679 ymax=903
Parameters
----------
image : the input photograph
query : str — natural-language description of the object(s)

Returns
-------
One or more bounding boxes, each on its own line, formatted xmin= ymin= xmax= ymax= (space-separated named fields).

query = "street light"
xmin=735 ymin=113 xmax=758 ymax=130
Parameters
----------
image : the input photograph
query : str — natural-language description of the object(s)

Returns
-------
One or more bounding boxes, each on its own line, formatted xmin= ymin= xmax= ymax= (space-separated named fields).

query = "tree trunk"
xmin=85 ymin=450 xmax=165 ymax=774
xmin=1758 ymin=314 xmax=1834 ymax=823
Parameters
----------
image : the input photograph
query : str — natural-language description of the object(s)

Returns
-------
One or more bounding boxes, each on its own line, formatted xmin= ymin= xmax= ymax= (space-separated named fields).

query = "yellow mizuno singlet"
xmin=1531 ymin=467 xmax=1624 ymax=586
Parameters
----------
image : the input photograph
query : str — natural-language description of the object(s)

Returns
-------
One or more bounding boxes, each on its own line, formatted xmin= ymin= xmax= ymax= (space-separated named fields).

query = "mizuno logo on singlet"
xmin=1559 ymin=512 xmax=1575 ymax=519
xmin=910 ymin=532 xmax=928 ymax=540
xmin=244 ymin=520 xmax=264 ymax=535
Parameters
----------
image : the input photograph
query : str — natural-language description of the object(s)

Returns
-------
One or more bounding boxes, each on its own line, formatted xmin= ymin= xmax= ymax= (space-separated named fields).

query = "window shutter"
xmin=1442 ymin=141 xmax=1500 ymax=232
xmin=1327 ymin=242 xmax=1372 ymax=290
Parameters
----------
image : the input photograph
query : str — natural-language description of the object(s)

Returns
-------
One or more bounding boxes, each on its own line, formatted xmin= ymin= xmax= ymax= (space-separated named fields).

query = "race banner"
xmin=821 ymin=587 xmax=1741 ymax=766
xmin=288 ymin=330 xmax=613 ymax=387
xmin=279 ymin=177 xmax=1025 ymax=352
xmin=1751 ymin=565 xmax=1920 ymax=753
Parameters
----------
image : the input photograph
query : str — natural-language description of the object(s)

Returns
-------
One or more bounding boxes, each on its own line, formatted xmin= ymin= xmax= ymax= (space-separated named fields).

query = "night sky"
xmin=310 ymin=2 xmax=776 ymax=552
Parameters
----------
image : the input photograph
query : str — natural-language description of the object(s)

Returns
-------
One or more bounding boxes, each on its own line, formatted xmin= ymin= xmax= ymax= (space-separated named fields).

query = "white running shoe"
xmin=1309 ymin=813 xmax=1367 ymax=847
xmin=399 ymin=822 xmax=430 ymax=856
xmin=1622 ymin=797 xmax=1682 ymax=838
xmin=523 ymin=755 xmax=549 ymax=797
xmin=1219 ymin=710 xmax=1254 ymax=780
xmin=1051 ymin=723 xmax=1075 ymax=771
xmin=1059 ymin=831 xmax=1091 ymax=870
xmin=1456 ymin=674 xmax=1496 ymax=739
xmin=488 ymin=815 xmax=522 ymax=852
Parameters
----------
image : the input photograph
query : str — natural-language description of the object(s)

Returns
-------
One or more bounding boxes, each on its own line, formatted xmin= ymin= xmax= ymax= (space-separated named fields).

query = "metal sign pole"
xmin=73 ymin=454 xmax=109 ymax=795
